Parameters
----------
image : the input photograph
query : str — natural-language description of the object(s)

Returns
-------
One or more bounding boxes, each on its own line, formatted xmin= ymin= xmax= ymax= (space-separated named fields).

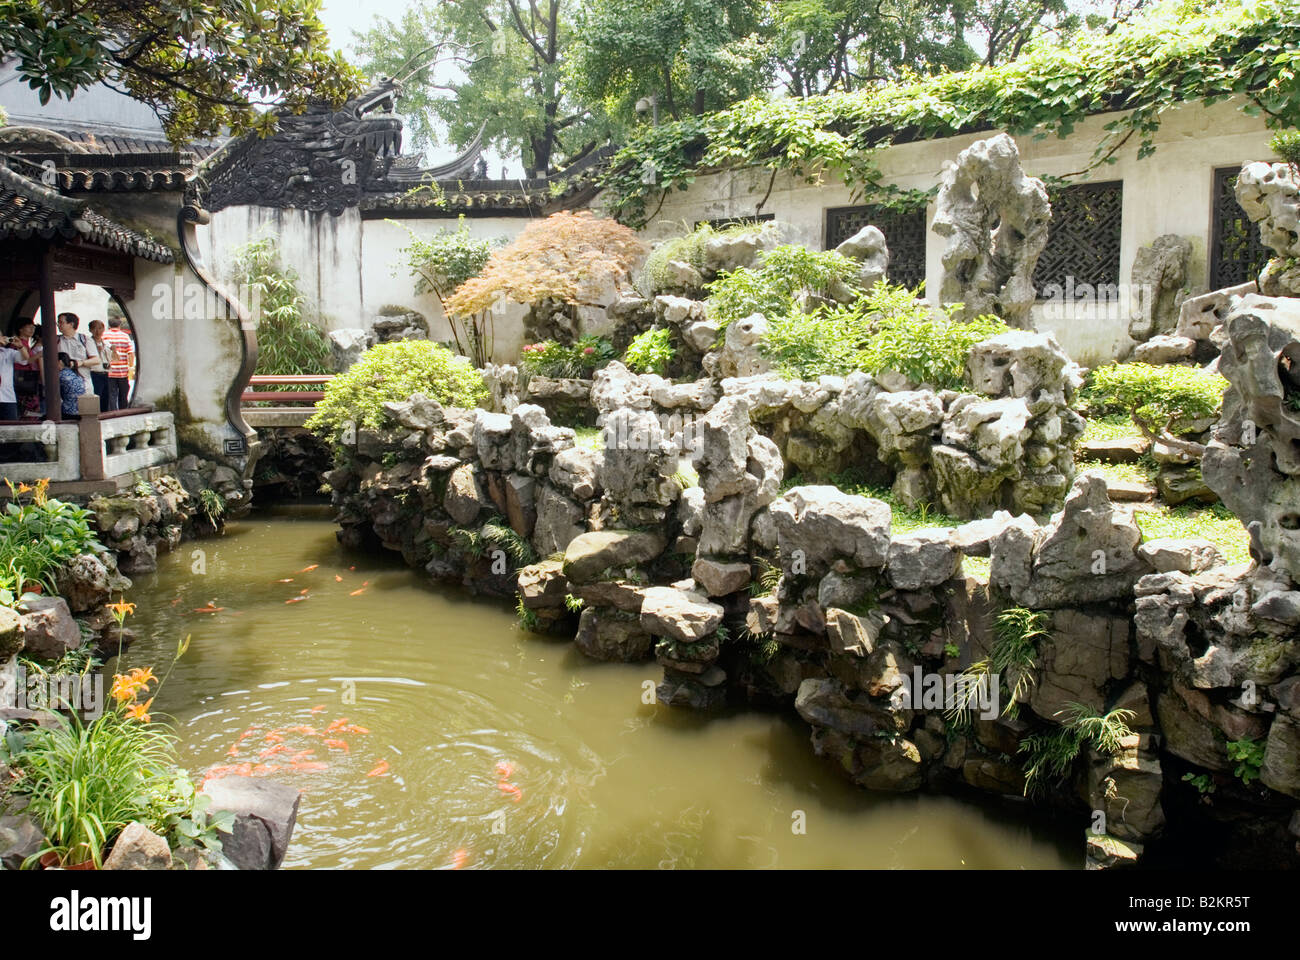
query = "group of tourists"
xmin=0 ymin=312 xmax=135 ymax=421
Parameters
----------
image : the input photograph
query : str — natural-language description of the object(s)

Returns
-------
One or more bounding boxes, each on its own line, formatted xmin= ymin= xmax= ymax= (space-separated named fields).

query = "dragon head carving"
xmin=191 ymin=79 xmax=405 ymax=216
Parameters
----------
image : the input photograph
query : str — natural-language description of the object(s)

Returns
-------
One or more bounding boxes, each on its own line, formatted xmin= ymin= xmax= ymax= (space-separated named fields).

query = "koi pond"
xmin=122 ymin=506 xmax=1078 ymax=869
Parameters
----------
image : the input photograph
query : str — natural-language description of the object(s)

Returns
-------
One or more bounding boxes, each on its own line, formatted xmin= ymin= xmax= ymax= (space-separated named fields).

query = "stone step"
xmin=1078 ymin=436 xmax=1149 ymax=463
xmin=1106 ymin=479 xmax=1157 ymax=502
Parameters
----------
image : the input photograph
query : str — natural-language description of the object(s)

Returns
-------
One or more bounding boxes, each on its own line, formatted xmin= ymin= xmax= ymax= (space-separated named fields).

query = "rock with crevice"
xmin=933 ymin=134 xmax=1051 ymax=328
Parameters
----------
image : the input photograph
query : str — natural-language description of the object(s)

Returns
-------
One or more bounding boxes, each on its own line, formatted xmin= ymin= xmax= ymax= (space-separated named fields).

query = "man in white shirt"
xmin=56 ymin=313 xmax=102 ymax=392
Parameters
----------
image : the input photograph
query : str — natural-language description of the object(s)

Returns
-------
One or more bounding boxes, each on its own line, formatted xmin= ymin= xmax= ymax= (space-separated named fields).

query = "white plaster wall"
xmin=200 ymin=209 xmax=619 ymax=365
xmin=615 ymin=97 xmax=1275 ymax=367
xmin=30 ymin=284 xmax=110 ymax=329
xmin=358 ymin=215 xmax=534 ymax=361
xmin=200 ymin=206 xmax=366 ymax=329
xmin=131 ymin=259 xmax=247 ymax=454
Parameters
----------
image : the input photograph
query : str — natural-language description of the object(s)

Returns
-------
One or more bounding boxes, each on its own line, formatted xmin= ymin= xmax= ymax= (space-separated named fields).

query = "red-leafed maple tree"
xmin=446 ymin=211 xmax=647 ymax=318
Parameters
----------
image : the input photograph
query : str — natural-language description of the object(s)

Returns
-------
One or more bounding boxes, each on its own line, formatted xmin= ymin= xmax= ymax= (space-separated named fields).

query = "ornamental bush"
xmin=306 ymin=340 xmax=487 ymax=444
xmin=1083 ymin=363 xmax=1227 ymax=436
xmin=855 ymin=293 xmax=1009 ymax=390
xmin=519 ymin=335 xmax=616 ymax=378
xmin=623 ymin=327 xmax=676 ymax=375
xmin=707 ymin=244 xmax=864 ymax=330
xmin=752 ymin=279 xmax=1008 ymax=388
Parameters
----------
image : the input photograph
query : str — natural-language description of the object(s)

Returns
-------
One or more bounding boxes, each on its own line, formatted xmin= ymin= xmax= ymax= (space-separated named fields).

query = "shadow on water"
xmin=119 ymin=507 xmax=1080 ymax=869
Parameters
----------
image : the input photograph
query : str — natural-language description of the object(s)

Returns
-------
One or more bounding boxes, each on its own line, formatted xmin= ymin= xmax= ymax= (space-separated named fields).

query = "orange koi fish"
xmin=349 ymin=587 xmax=366 ymax=597
xmin=235 ymin=725 xmax=262 ymax=741
xmin=285 ymin=596 xmax=307 ymax=604
xmin=325 ymin=717 xmax=349 ymax=732
xmin=287 ymin=749 xmax=317 ymax=762
xmin=342 ymin=724 xmax=370 ymax=735
xmin=250 ymin=763 xmax=283 ymax=776
xmin=285 ymin=725 xmax=318 ymax=736
xmin=450 ymin=848 xmax=470 ymax=870
xmin=310 ymin=705 xmax=326 ymax=714
xmin=290 ymin=761 xmax=329 ymax=773
xmin=192 ymin=604 xmax=224 ymax=613
xmin=497 ymin=782 xmax=523 ymax=803
xmin=323 ymin=738 xmax=350 ymax=753
xmin=299 ymin=587 xmax=309 ymax=595
xmin=334 ymin=575 xmax=343 ymax=582
xmin=366 ymin=759 xmax=390 ymax=777
xmin=273 ymin=578 xmax=294 ymax=583
xmin=300 ymin=564 xmax=319 ymax=572
xmin=263 ymin=732 xmax=285 ymax=745
xmin=495 ymin=761 xmax=514 ymax=780
xmin=225 ymin=745 xmax=240 ymax=757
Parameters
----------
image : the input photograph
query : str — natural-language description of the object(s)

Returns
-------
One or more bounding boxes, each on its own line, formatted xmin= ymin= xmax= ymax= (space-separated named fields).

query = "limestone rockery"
xmin=327 ymin=342 xmax=1298 ymax=870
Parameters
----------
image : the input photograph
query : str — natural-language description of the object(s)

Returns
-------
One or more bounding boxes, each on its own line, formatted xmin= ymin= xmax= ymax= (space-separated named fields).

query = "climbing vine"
xmin=599 ymin=0 xmax=1300 ymax=227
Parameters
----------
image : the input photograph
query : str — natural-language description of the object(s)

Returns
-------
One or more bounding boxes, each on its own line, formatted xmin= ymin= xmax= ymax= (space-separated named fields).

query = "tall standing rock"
xmin=933 ymin=133 xmax=1051 ymax=328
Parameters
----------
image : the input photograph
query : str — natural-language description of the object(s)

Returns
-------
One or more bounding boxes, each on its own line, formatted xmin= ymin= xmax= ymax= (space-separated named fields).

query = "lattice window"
xmin=824 ymin=204 xmax=927 ymax=290
xmin=695 ymin=214 xmax=775 ymax=230
xmin=1210 ymin=166 xmax=1271 ymax=289
xmin=1033 ymin=181 xmax=1123 ymax=297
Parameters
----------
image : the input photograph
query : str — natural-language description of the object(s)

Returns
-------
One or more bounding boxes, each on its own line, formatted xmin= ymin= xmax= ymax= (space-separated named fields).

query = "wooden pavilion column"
xmin=38 ymin=245 xmax=60 ymax=422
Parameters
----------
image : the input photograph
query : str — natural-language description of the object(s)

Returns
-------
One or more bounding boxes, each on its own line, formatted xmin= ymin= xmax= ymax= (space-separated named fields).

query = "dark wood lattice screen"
xmin=824 ymin=204 xmax=927 ymax=290
xmin=1210 ymin=166 xmax=1270 ymax=289
xmin=695 ymin=214 xmax=775 ymax=230
xmin=1032 ymin=181 xmax=1123 ymax=296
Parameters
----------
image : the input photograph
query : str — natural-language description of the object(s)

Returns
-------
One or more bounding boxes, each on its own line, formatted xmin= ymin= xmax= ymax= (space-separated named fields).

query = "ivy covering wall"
xmin=598 ymin=0 xmax=1300 ymax=227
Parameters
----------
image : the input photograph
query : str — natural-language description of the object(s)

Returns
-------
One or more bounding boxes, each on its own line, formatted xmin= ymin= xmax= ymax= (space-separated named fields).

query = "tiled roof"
xmin=0 ymin=163 xmax=174 ymax=263
xmin=37 ymin=128 xmax=220 ymax=158
xmin=14 ymin=152 xmax=195 ymax=193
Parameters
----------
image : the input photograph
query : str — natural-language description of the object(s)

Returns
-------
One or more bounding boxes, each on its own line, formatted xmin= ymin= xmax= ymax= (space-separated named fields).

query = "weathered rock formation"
xmin=933 ymin=133 xmax=1052 ymax=328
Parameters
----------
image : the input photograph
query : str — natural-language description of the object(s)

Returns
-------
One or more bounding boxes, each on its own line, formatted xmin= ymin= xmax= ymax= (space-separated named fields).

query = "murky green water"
xmin=121 ymin=506 xmax=1078 ymax=869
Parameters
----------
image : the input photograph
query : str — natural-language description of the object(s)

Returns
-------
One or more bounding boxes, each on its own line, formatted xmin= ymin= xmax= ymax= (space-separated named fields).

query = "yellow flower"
xmin=15 ymin=483 xmax=31 ymax=495
xmin=106 ymin=598 xmax=136 ymax=620
xmin=123 ymin=698 xmax=154 ymax=723
xmin=33 ymin=477 xmax=48 ymax=506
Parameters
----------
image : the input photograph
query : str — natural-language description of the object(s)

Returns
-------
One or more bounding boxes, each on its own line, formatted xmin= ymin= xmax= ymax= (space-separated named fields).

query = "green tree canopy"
xmin=0 ymin=0 xmax=362 ymax=142
xmin=353 ymin=0 xmax=620 ymax=176
xmin=568 ymin=0 xmax=770 ymax=122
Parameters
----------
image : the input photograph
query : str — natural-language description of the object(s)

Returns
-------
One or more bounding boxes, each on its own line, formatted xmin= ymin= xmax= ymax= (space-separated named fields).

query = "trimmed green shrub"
xmin=706 ymin=243 xmax=863 ymax=331
xmin=519 ymin=335 xmax=616 ymax=378
xmin=754 ymin=279 xmax=1008 ymax=386
xmin=623 ymin=327 xmax=676 ymax=375
xmin=855 ymin=293 xmax=1008 ymax=390
xmin=1083 ymin=363 xmax=1227 ymax=436
xmin=306 ymin=340 xmax=488 ymax=443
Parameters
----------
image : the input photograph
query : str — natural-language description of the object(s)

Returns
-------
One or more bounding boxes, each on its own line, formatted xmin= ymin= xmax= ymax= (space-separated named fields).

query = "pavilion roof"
xmin=0 ymin=162 xmax=174 ymax=263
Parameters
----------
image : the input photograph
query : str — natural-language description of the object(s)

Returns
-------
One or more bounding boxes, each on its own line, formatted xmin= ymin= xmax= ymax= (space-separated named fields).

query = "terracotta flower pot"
xmin=40 ymin=850 xmax=99 ymax=870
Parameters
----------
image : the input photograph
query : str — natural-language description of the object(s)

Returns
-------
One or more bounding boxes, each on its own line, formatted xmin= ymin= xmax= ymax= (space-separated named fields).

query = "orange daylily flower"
xmin=123 ymin=698 xmax=154 ymax=723
xmin=106 ymin=598 xmax=136 ymax=619
xmin=109 ymin=666 xmax=158 ymax=704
